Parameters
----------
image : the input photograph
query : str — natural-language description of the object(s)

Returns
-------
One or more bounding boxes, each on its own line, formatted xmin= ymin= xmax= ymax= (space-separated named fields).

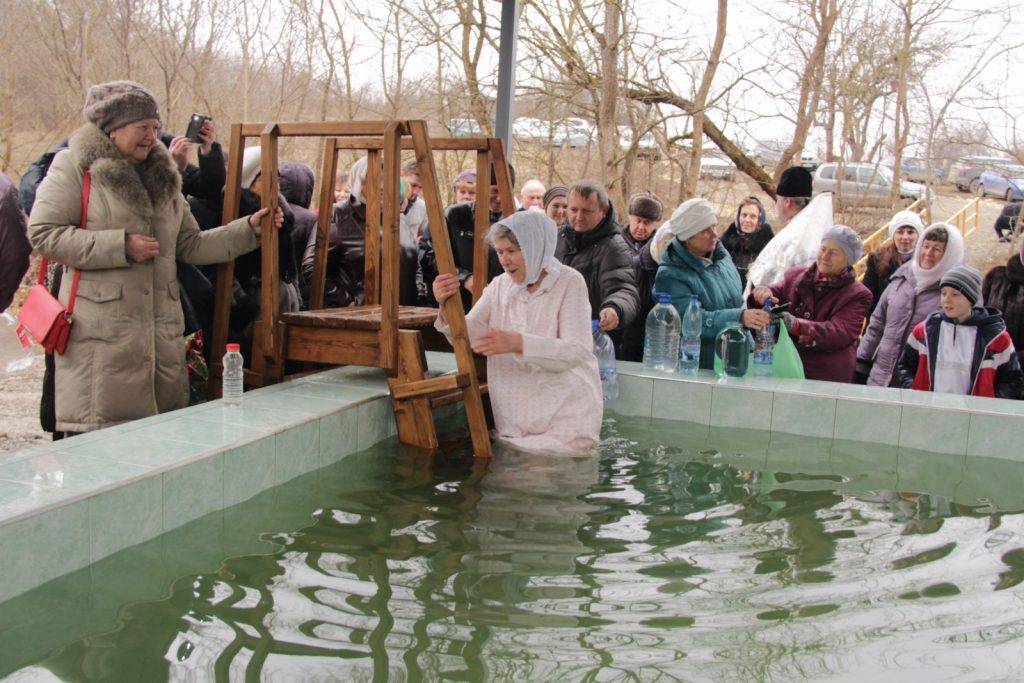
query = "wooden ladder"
xmin=207 ymin=120 xmax=514 ymax=457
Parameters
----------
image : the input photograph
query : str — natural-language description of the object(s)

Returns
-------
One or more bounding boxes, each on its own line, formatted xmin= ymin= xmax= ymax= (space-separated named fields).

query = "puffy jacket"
xmin=301 ymin=197 xmax=418 ymax=308
xmin=0 ymin=171 xmax=31 ymax=311
xmin=857 ymin=261 xmax=941 ymax=387
xmin=756 ymin=263 xmax=872 ymax=383
xmin=612 ymin=225 xmax=655 ymax=361
xmin=554 ymin=207 xmax=639 ymax=328
xmin=279 ymin=161 xmax=318 ymax=298
xmin=896 ymin=308 xmax=1024 ymax=398
xmin=982 ymin=254 xmax=1024 ymax=366
xmin=27 ymin=123 xmax=259 ymax=432
xmin=654 ymin=239 xmax=744 ymax=370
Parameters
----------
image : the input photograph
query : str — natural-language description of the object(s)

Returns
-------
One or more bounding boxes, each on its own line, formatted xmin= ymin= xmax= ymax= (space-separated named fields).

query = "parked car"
xmin=799 ymin=156 xmax=822 ymax=173
xmin=950 ymin=155 xmax=1012 ymax=193
xmin=619 ymin=127 xmax=659 ymax=158
xmin=554 ymin=118 xmax=593 ymax=148
xmin=512 ymin=117 xmax=549 ymax=142
xmin=901 ymin=158 xmax=947 ymax=183
xmin=813 ymin=162 xmax=929 ymax=207
xmin=699 ymin=156 xmax=736 ymax=181
xmin=977 ymin=165 xmax=1024 ymax=202
xmin=448 ymin=117 xmax=482 ymax=137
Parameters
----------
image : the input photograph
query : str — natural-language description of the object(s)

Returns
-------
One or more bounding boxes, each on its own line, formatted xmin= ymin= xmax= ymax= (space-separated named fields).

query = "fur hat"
xmin=83 ymin=81 xmax=161 ymax=134
xmin=628 ymin=193 xmax=664 ymax=222
xmin=777 ymin=166 xmax=813 ymax=198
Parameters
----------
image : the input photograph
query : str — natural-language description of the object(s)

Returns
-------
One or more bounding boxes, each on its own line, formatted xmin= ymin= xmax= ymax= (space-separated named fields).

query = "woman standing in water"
xmin=433 ymin=211 xmax=602 ymax=454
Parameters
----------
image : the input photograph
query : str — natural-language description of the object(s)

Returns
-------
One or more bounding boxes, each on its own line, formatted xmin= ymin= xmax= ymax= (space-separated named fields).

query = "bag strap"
xmin=35 ymin=170 xmax=91 ymax=316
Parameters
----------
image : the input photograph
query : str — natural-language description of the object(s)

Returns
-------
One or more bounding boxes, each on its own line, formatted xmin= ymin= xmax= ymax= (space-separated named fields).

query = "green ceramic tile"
xmin=833 ymin=383 xmax=904 ymax=403
xmin=899 ymin=389 xmax=971 ymax=410
xmin=0 ymin=499 xmax=90 ymax=604
xmin=966 ymin=413 xmax=1024 ymax=460
xmin=276 ymin=381 xmax=382 ymax=405
xmin=0 ymin=479 xmax=71 ymax=524
xmin=898 ymin=406 xmax=970 ymax=455
xmin=223 ymin=437 xmax=277 ymax=507
xmin=244 ymin=392 xmax=343 ymax=418
xmin=705 ymin=426 xmax=770 ymax=469
xmin=192 ymin=403 xmax=307 ymax=431
xmin=956 ymin=456 xmax=1024 ymax=511
xmin=276 ymin=421 xmax=320 ymax=485
xmin=608 ymin=374 xmax=653 ymax=419
xmin=55 ymin=435 xmax=207 ymax=470
xmin=714 ymin=375 xmax=779 ymax=391
xmin=770 ymin=392 xmax=837 ymax=439
xmin=710 ymin=385 xmax=773 ymax=431
xmin=320 ymin=408 xmax=359 ymax=466
xmin=830 ymin=439 xmax=898 ymax=492
xmin=129 ymin=418 xmax=252 ymax=449
xmin=897 ymin=447 xmax=965 ymax=499
xmin=159 ymin=511 xmax=225 ymax=580
xmin=89 ymin=476 xmax=163 ymax=561
xmin=963 ymin=395 xmax=1024 ymax=417
xmin=356 ymin=398 xmax=397 ymax=450
xmin=652 ymin=379 xmax=712 ymax=424
xmin=833 ymin=399 xmax=902 ymax=446
xmin=162 ymin=454 xmax=224 ymax=529
xmin=0 ymin=452 xmax=149 ymax=497
xmin=773 ymin=378 xmax=840 ymax=396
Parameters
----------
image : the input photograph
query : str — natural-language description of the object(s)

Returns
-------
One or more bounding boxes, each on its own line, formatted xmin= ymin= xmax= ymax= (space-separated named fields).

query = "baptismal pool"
xmin=3 ymin=417 xmax=1024 ymax=681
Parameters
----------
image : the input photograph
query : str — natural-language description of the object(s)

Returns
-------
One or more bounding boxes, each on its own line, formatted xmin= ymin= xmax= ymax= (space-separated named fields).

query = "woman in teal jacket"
xmin=653 ymin=198 xmax=771 ymax=369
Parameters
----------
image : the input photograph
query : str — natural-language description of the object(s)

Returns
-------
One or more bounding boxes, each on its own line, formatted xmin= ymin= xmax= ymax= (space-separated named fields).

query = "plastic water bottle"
xmin=592 ymin=320 xmax=619 ymax=402
xmin=752 ymin=298 xmax=776 ymax=376
xmin=679 ymin=295 xmax=701 ymax=374
xmin=222 ymin=343 xmax=244 ymax=406
xmin=643 ymin=292 xmax=681 ymax=372
xmin=1 ymin=312 xmax=35 ymax=373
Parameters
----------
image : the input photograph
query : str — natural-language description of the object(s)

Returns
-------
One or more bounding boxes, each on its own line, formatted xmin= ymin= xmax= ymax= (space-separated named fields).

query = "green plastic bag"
xmin=772 ymin=324 xmax=805 ymax=379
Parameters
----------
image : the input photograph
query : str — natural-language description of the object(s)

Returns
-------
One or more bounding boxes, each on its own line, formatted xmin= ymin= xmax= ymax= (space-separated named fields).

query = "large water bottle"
xmin=592 ymin=320 xmax=619 ymax=402
xmin=679 ymin=294 xmax=701 ymax=374
xmin=222 ymin=343 xmax=244 ymax=406
xmin=752 ymin=298 xmax=776 ymax=376
xmin=643 ymin=292 xmax=681 ymax=372
xmin=1 ymin=312 xmax=35 ymax=373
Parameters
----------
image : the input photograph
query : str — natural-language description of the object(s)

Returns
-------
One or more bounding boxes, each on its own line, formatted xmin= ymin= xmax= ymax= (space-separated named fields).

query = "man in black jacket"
xmin=556 ymin=180 xmax=640 ymax=333
xmin=614 ymin=193 xmax=663 ymax=360
xmin=419 ymin=164 xmax=515 ymax=308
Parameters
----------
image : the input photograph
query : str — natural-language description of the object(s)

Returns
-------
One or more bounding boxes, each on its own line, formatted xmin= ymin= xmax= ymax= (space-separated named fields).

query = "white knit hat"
xmin=667 ymin=198 xmax=718 ymax=242
xmin=888 ymin=210 xmax=924 ymax=239
xmin=240 ymin=146 xmax=262 ymax=190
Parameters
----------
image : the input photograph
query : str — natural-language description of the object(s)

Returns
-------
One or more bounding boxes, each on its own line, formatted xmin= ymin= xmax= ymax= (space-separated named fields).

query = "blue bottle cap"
xmin=690 ymin=294 xmax=698 ymax=302
xmin=591 ymin=320 xmax=600 ymax=333
xmin=655 ymin=292 xmax=672 ymax=304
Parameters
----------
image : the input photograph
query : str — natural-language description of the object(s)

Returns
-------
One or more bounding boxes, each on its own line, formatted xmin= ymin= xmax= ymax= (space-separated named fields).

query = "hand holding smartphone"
xmin=185 ymin=113 xmax=211 ymax=143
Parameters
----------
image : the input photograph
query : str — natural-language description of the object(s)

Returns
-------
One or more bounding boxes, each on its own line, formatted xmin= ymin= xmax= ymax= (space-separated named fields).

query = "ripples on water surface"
xmin=5 ymin=418 xmax=1024 ymax=680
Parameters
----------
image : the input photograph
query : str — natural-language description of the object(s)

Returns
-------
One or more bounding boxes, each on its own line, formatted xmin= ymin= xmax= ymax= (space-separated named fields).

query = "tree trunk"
xmin=597 ymin=0 xmax=621 ymax=204
xmin=685 ymin=0 xmax=728 ymax=197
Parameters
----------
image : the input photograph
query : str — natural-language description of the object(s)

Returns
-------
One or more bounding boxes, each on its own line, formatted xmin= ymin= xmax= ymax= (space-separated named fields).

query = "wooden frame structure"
xmin=207 ymin=121 xmax=515 ymax=457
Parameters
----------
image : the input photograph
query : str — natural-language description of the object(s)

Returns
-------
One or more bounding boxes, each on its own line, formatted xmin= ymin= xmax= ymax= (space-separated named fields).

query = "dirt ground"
xmin=0 ymin=182 xmax=1016 ymax=455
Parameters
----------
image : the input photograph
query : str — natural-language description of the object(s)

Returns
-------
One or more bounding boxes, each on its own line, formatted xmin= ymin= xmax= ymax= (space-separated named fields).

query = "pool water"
xmin=4 ymin=418 xmax=1024 ymax=680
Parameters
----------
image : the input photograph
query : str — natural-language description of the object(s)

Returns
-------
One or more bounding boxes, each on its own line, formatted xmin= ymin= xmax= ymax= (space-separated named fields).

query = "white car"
xmin=813 ymin=162 xmax=929 ymax=206
xmin=699 ymin=156 xmax=736 ymax=181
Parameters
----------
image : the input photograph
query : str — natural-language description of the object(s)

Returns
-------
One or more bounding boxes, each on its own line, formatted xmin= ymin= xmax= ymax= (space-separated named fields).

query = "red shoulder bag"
xmin=17 ymin=170 xmax=91 ymax=355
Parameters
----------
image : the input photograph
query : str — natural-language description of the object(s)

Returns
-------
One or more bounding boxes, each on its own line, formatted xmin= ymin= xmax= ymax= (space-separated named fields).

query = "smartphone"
xmin=768 ymin=302 xmax=791 ymax=317
xmin=185 ymin=113 xmax=211 ymax=143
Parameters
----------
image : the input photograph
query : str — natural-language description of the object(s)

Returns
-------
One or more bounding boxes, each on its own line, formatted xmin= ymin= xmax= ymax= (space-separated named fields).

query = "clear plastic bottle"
xmin=592 ymin=320 xmax=619 ymax=402
xmin=1 ymin=312 xmax=35 ymax=374
xmin=643 ymin=292 xmax=681 ymax=372
xmin=752 ymin=298 xmax=776 ymax=376
xmin=679 ymin=294 xmax=702 ymax=374
xmin=222 ymin=343 xmax=244 ymax=406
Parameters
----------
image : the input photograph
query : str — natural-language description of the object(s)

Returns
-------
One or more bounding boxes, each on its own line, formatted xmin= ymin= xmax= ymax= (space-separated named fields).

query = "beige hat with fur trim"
xmin=83 ymin=81 xmax=161 ymax=134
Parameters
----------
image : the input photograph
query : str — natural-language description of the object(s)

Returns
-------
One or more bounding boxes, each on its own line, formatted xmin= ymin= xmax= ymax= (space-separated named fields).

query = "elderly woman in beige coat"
xmin=28 ymin=81 xmax=279 ymax=433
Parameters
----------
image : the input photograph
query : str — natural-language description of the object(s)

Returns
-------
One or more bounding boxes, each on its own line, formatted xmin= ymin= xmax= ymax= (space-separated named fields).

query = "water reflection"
xmin=9 ymin=423 xmax=1024 ymax=680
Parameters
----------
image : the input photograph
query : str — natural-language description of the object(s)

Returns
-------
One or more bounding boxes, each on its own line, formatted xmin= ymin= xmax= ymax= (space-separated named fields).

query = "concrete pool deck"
xmin=1 ymin=353 xmax=1023 ymax=604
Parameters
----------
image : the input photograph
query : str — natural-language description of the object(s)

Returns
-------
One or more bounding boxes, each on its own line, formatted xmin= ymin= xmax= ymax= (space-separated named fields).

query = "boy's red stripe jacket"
xmin=896 ymin=307 xmax=1024 ymax=399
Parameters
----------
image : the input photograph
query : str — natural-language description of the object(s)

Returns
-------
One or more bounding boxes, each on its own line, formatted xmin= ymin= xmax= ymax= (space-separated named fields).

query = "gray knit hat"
xmin=821 ymin=224 xmax=862 ymax=266
xmin=940 ymin=265 xmax=982 ymax=305
xmin=83 ymin=81 xmax=161 ymax=134
xmin=628 ymin=193 xmax=664 ymax=222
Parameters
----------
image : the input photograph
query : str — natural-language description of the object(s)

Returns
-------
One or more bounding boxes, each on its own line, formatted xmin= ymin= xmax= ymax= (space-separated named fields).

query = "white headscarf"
xmin=911 ymin=222 xmax=965 ymax=293
xmin=239 ymin=146 xmax=262 ymax=190
xmin=497 ymin=211 xmax=560 ymax=288
xmin=347 ymin=157 xmax=369 ymax=206
xmin=649 ymin=198 xmax=718 ymax=264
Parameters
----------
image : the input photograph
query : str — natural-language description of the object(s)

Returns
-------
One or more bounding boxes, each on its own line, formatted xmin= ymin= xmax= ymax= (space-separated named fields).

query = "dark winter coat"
xmin=301 ymin=197 xmax=418 ymax=308
xmin=857 ymin=261 xmax=941 ymax=387
xmin=612 ymin=225 xmax=656 ymax=361
xmin=720 ymin=218 xmax=774 ymax=286
xmin=896 ymin=307 xmax=1024 ymax=399
xmin=756 ymin=263 xmax=873 ymax=383
xmin=554 ymin=206 xmax=639 ymax=329
xmin=861 ymin=244 xmax=913 ymax=318
xmin=654 ymin=239 xmax=744 ymax=370
xmin=27 ymin=123 xmax=259 ymax=432
xmin=418 ymin=201 xmax=502 ymax=309
xmin=982 ymin=254 xmax=1024 ymax=366
xmin=279 ymin=161 xmax=318 ymax=297
xmin=994 ymin=202 xmax=1022 ymax=239
xmin=0 ymin=171 xmax=31 ymax=311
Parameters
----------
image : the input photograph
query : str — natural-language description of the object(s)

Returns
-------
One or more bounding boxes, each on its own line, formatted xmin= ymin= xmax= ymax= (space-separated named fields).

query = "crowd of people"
xmin=2 ymin=80 xmax=1023 ymax=454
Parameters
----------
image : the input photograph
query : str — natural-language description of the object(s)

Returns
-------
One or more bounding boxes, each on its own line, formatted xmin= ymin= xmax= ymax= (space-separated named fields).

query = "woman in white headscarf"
xmin=433 ymin=211 xmax=602 ymax=454
xmin=856 ymin=222 xmax=966 ymax=386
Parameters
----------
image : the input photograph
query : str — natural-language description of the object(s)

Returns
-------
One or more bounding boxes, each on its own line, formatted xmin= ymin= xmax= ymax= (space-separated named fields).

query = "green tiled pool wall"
xmin=0 ymin=364 xmax=402 ymax=605
xmin=610 ymin=361 xmax=1024 ymax=460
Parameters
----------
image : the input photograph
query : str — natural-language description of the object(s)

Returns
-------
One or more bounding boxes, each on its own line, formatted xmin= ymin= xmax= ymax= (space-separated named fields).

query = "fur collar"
xmin=68 ymin=123 xmax=181 ymax=218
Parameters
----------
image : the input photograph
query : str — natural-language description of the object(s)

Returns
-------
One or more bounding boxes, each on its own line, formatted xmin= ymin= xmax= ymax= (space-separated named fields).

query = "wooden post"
xmin=379 ymin=122 xmax=402 ymax=374
xmin=487 ymin=138 xmax=517 ymax=217
xmin=472 ymin=148 xmax=490 ymax=303
xmin=208 ymin=123 xmax=246 ymax=399
xmin=309 ymin=140 xmax=340 ymax=311
xmin=258 ymin=124 xmax=281 ymax=362
xmin=409 ymin=120 xmax=492 ymax=458
xmin=364 ymin=150 xmax=382 ymax=306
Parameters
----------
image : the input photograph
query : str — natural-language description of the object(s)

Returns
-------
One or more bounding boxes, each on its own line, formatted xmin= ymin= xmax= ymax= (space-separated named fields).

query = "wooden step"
xmin=391 ymin=372 xmax=469 ymax=401
xmin=429 ymin=383 xmax=488 ymax=409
